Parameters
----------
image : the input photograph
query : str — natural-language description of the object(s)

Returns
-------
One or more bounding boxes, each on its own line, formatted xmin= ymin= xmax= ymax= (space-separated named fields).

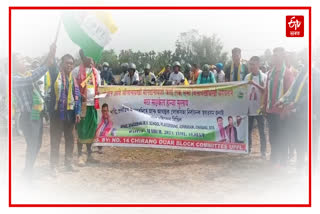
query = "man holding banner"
xmin=263 ymin=47 xmax=295 ymax=167
xmin=48 ymin=54 xmax=81 ymax=176
xmin=225 ymin=48 xmax=248 ymax=82
xmin=277 ymin=65 xmax=308 ymax=170
xmin=245 ymin=56 xmax=267 ymax=157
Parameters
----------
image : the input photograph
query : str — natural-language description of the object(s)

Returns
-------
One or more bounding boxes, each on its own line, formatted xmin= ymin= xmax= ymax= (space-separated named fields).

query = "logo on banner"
xmin=286 ymin=16 xmax=304 ymax=37
xmin=237 ymin=90 xmax=244 ymax=99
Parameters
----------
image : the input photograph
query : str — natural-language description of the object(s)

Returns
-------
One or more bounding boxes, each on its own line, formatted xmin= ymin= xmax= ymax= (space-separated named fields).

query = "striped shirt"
xmin=264 ymin=67 xmax=295 ymax=114
xmin=12 ymin=66 xmax=48 ymax=113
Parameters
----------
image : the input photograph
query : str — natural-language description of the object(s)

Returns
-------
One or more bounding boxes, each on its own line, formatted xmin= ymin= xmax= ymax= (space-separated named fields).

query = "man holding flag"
xmin=12 ymin=44 xmax=56 ymax=180
xmin=72 ymin=49 xmax=101 ymax=166
xmin=61 ymin=10 xmax=118 ymax=164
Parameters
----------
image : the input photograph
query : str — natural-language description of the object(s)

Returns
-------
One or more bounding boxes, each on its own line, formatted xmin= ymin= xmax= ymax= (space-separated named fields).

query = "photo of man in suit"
xmin=225 ymin=116 xmax=239 ymax=143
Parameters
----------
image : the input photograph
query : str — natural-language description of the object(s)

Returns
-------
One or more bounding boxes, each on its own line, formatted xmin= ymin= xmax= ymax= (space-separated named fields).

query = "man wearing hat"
xmin=184 ymin=63 xmax=192 ymax=82
xmin=197 ymin=64 xmax=216 ymax=84
xmin=119 ymin=63 xmax=129 ymax=84
xmin=169 ymin=61 xmax=185 ymax=85
xmin=100 ymin=62 xmax=115 ymax=85
xmin=214 ymin=63 xmax=226 ymax=83
xmin=140 ymin=63 xmax=157 ymax=86
xmin=121 ymin=63 xmax=139 ymax=85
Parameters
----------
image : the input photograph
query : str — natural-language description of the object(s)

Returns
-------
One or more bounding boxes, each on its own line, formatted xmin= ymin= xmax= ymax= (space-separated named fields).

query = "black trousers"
xmin=248 ymin=115 xmax=266 ymax=154
xmin=267 ymin=114 xmax=288 ymax=166
xmin=20 ymin=112 xmax=43 ymax=172
xmin=50 ymin=113 xmax=75 ymax=168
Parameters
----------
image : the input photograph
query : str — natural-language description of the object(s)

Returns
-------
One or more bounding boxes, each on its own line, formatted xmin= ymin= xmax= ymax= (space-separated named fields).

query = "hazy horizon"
xmin=11 ymin=9 xmax=309 ymax=60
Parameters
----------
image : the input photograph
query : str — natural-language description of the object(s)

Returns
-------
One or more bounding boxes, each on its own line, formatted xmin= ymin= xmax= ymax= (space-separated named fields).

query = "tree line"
xmin=95 ymin=29 xmax=229 ymax=75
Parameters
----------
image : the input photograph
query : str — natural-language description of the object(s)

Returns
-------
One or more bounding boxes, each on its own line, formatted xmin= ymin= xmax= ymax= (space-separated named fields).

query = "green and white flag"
xmin=62 ymin=11 xmax=118 ymax=62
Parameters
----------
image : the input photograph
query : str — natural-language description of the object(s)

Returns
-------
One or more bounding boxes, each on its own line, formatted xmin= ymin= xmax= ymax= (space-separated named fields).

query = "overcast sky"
xmin=12 ymin=9 xmax=308 ymax=60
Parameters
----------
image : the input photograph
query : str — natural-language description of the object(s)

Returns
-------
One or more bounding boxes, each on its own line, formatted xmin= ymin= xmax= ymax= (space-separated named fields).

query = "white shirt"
xmin=235 ymin=119 xmax=246 ymax=142
xmin=120 ymin=71 xmax=139 ymax=83
xmin=244 ymin=71 xmax=267 ymax=116
xmin=169 ymin=72 xmax=185 ymax=85
xmin=72 ymin=66 xmax=101 ymax=106
xmin=213 ymin=70 xmax=226 ymax=83
xmin=123 ymin=72 xmax=139 ymax=85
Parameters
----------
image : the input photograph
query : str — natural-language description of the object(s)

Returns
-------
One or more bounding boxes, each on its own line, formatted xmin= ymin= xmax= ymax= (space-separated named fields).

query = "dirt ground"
xmin=11 ymin=122 xmax=309 ymax=204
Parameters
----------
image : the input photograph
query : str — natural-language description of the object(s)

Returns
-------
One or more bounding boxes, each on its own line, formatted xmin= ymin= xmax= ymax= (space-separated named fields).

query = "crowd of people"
xmin=95 ymin=48 xmax=273 ymax=87
xmin=12 ymin=43 xmax=318 ymax=182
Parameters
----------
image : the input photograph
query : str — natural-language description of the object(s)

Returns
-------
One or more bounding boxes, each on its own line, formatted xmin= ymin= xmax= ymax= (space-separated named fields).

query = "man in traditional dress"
xmin=48 ymin=54 xmax=81 ymax=176
xmin=72 ymin=49 xmax=101 ymax=166
xmin=262 ymin=47 xmax=295 ymax=167
xmin=12 ymin=44 xmax=56 ymax=180
xmin=225 ymin=48 xmax=248 ymax=82
xmin=244 ymin=56 xmax=267 ymax=156
xmin=276 ymin=63 xmax=308 ymax=170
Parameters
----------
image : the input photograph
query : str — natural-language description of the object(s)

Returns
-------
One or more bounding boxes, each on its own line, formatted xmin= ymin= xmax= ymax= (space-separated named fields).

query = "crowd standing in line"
xmin=12 ymin=45 xmax=316 ymax=181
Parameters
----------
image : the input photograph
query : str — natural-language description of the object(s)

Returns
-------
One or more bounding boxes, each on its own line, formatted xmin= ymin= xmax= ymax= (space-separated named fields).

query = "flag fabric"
xmin=62 ymin=11 xmax=118 ymax=62
xmin=184 ymin=78 xmax=189 ymax=85
xmin=157 ymin=67 xmax=165 ymax=77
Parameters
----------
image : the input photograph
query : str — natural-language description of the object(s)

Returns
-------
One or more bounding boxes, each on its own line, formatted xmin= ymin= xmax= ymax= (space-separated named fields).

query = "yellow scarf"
xmin=80 ymin=69 xmax=96 ymax=89
xmin=230 ymin=62 xmax=244 ymax=81
xmin=44 ymin=71 xmax=51 ymax=94
xmin=54 ymin=72 xmax=75 ymax=110
xmin=295 ymin=73 xmax=308 ymax=103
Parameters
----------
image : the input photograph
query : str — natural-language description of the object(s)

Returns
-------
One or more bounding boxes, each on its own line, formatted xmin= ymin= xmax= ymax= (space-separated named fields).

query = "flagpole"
xmin=54 ymin=18 xmax=62 ymax=44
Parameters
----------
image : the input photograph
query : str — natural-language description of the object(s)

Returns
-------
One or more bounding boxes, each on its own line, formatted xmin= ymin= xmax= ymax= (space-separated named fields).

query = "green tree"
xmin=96 ymin=30 xmax=228 ymax=75
xmin=99 ymin=49 xmax=118 ymax=66
xmin=174 ymin=29 xmax=228 ymax=67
